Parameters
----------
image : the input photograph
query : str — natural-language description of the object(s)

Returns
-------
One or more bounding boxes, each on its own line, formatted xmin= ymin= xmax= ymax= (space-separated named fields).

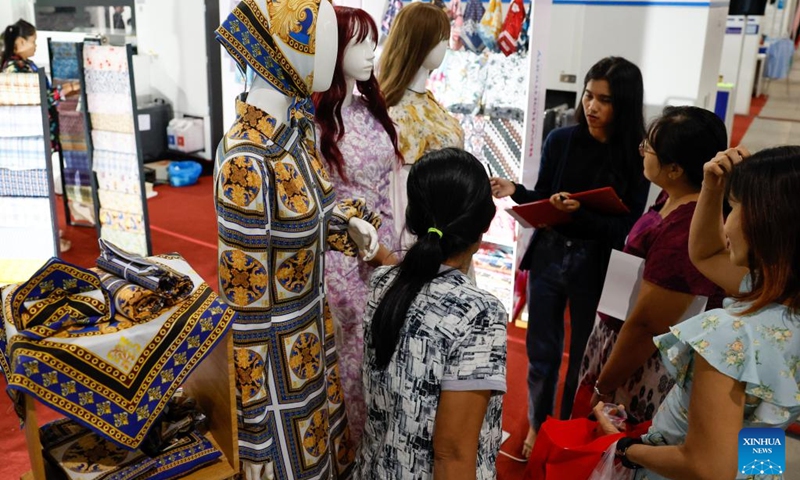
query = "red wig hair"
xmin=312 ymin=6 xmax=402 ymax=181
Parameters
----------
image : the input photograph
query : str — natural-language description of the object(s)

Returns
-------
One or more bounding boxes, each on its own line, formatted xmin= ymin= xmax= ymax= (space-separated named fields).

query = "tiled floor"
xmin=744 ymin=50 xmax=800 ymax=480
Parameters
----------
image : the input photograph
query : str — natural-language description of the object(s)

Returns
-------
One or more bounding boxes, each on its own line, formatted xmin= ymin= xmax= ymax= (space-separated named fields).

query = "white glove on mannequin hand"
xmin=347 ymin=217 xmax=379 ymax=262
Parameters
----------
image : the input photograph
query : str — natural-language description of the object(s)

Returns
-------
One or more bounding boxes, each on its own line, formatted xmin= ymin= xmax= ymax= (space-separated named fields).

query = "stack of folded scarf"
xmin=95 ymin=239 xmax=195 ymax=322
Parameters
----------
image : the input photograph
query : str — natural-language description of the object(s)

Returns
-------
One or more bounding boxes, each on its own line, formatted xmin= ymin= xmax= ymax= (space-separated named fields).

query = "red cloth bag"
xmin=570 ymin=380 xmax=596 ymax=420
xmin=524 ymin=417 xmax=652 ymax=480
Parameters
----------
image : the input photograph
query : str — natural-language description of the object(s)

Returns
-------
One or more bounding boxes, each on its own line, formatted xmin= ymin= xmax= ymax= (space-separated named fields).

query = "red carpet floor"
xmin=0 ymin=98 xmax=763 ymax=478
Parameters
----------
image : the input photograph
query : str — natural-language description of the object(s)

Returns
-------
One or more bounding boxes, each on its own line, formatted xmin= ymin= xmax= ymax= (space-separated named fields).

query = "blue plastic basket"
xmin=168 ymin=160 xmax=202 ymax=187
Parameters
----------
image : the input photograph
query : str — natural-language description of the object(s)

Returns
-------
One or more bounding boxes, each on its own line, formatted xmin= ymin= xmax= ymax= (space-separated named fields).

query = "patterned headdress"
xmin=216 ymin=0 xmax=322 ymax=127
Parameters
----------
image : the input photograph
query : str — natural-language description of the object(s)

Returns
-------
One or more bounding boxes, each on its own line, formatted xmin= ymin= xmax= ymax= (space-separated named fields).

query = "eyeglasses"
xmin=639 ymin=139 xmax=656 ymax=157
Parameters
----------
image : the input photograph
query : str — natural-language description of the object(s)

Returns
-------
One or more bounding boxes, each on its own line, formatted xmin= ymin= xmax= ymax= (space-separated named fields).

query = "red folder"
xmin=506 ymin=187 xmax=629 ymax=228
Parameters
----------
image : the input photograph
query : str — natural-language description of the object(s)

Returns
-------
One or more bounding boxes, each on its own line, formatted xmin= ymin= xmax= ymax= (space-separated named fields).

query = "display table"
xmin=21 ymin=331 xmax=237 ymax=480
xmin=1 ymin=254 xmax=239 ymax=480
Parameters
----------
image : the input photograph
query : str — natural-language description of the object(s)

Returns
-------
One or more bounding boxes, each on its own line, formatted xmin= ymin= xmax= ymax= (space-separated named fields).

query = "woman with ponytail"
xmin=357 ymin=148 xmax=508 ymax=480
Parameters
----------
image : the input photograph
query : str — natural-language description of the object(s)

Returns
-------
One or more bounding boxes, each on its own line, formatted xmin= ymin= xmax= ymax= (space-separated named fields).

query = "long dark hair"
xmin=727 ymin=146 xmax=800 ymax=315
xmin=647 ymin=106 xmax=728 ymax=189
xmin=370 ymin=148 xmax=496 ymax=369
xmin=575 ymin=56 xmax=645 ymax=194
xmin=312 ymin=7 xmax=401 ymax=181
xmin=1 ymin=19 xmax=35 ymax=68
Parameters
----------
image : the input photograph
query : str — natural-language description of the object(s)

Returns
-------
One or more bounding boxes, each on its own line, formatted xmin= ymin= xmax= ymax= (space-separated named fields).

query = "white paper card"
xmin=597 ymin=250 xmax=708 ymax=322
xmin=138 ymin=113 xmax=151 ymax=131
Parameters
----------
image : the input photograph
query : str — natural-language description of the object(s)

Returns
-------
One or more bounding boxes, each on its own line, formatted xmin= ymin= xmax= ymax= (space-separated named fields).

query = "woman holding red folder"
xmin=491 ymin=56 xmax=649 ymax=457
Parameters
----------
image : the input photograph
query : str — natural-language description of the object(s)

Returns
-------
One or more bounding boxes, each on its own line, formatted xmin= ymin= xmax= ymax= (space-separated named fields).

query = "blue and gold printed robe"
xmin=215 ymin=98 xmax=369 ymax=479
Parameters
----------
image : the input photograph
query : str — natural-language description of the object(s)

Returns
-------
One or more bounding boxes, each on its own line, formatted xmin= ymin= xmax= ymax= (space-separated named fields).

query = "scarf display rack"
xmin=0 ymin=70 xmax=59 ymax=284
xmin=79 ymin=43 xmax=152 ymax=256
xmin=48 ymin=39 xmax=96 ymax=228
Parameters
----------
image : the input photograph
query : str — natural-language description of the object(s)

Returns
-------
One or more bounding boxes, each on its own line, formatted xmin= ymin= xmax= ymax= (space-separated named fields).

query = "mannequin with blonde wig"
xmin=379 ymin=1 xmax=464 ymax=250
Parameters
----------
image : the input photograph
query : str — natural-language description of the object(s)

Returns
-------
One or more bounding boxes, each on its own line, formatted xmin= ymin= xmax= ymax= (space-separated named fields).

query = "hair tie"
xmin=427 ymin=227 xmax=443 ymax=239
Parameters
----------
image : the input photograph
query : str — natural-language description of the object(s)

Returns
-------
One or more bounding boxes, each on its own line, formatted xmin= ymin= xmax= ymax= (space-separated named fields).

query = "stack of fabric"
xmin=83 ymin=45 xmax=149 ymax=255
xmin=0 ymin=243 xmax=237 ymax=478
xmin=0 ymin=72 xmax=58 ymax=284
xmin=51 ymin=41 xmax=95 ymax=226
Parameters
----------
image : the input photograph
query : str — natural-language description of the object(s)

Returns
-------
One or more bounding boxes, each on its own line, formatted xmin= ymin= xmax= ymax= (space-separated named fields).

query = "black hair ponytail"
xmin=370 ymin=148 xmax=496 ymax=369
xmin=1 ymin=19 xmax=36 ymax=68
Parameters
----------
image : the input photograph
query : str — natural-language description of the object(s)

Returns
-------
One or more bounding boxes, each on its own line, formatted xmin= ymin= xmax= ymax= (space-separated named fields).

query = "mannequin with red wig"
xmin=312 ymin=6 xmax=402 ymax=445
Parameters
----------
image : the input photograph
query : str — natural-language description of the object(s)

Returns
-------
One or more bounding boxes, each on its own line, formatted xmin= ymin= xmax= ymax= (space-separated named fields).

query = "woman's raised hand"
xmin=703 ymin=146 xmax=751 ymax=190
xmin=490 ymin=177 xmax=515 ymax=199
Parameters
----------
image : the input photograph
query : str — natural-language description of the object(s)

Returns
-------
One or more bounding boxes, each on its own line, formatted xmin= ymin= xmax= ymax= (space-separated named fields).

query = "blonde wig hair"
xmin=378 ymin=2 xmax=450 ymax=107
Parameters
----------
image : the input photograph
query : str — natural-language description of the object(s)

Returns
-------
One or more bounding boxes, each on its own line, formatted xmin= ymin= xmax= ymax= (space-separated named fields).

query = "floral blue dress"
xmin=636 ymin=282 xmax=800 ymax=480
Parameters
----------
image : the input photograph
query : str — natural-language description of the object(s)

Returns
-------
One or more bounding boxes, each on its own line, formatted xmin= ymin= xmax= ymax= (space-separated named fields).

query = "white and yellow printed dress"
xmin=215 ymin=99 xmax=370 ymax=479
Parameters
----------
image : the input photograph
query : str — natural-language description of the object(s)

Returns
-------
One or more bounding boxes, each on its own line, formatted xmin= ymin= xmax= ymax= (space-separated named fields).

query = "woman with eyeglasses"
xmin=572 ymin=106 xmax=728 ymax=424
xmin=490 ymin=56 xmax=649 ymax=457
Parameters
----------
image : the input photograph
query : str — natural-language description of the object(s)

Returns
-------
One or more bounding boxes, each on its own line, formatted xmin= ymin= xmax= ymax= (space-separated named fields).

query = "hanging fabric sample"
xmin=498 ymin=0 xmax=526 ymax=56
xmin=461 ymin=0 xmax=486 ymax=52
xmin=482 ymin=52 xmax=529 ymax=120
xmin=517 ymin=5 xmax=532 ymax=53
xmin=449 ymin=0 xmax=464 ymax=51
xmin=0 ymin=255 xmax=236 ymax=450
xmin=381 ymin=0 xmax=404 ymax=40
xmin=51 ymin=42 xmax=95 ymax=226
xmin=482 ymin=117 xmax=523 ymax=181
xmin=478 ymin=0 xmax=503 ymax=52
xmin=50 ymin=41 xmax=80 ymax=80
xmin=0 ymin=72 xmax=58 ymax=284
xmin=83 ymin=44 xmax=150 ymax=255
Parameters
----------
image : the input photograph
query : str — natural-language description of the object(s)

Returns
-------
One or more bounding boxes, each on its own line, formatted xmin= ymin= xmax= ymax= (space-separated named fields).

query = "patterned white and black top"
xmin=356 ymin=265 xmax=508 ymax=479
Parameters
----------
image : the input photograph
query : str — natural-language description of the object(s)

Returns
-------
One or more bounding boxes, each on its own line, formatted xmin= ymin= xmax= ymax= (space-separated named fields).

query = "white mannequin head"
xmin=422 ymin=40 xmax=448 ymax=71
xmin=312 ymin=0 xmax=337 ymax=92
xmin=342 ymin=24 xmax=376 ymax=82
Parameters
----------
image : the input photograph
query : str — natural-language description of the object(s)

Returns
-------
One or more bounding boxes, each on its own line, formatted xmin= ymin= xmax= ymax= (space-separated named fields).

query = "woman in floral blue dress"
xmin=598 ymin=145 xmax=800 ymax=480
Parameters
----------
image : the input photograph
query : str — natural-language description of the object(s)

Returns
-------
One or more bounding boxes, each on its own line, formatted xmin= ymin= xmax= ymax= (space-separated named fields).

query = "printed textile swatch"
xmin=87 ymin=93 xmax=133 ymax=116
xmin=454 ymin=113 xmax=488 ymax=163
xmin=0 ymin=256 xmax=235 ymax=449
xmin=482 ymin=52 xmax=529 ymax=120
xmin=482 ymin=116 xmax=523 ymax=182
xmin=91 ymin=131 xmax=137 ymax=154
xmin=0 ymin=197 xmax=52 ymax=228
xmin=93 ymin=150 xmax=141 ymax=176
xmin=0 ymin=73 xmax=40 ymax=106
xmin=98 ymin=190 xmax=144 ymax=215
xmin=42 ymin=419 xmax=156 ymax=480
xmin=0 ymin=168 xmax=49 ymax=196
xmin=0 ymin=136 xmax=47 ymax=170
xmin=96 ymin=172 xmax=141 ymax=195
xmin=50 ymin=41 xmax=80 ymax=80
xmin=0 ymin=106 xmax=43 ymax=137
xmin=64 ymin=150 xmax=91 ymax=171
xmin=63 ymin=167 xmax=92 ymax=187
xmin=436 ymin=50 xmax=488 ymax=114
xmin=39 ymin=419 xmax=222 ymax=480
xmin=100 ymin=228 xmax=148 ymax=256
xmin=84 ymin=70 xmax=132 ymax=96
xmin=90 ymin=113 xmax=135 ymax=134
xmin=99 ymin=208 xmax=145 ymax=233
xmin=96 ymin=270 xmax=168 ymax=322
xmin=97 ymin=239 xmax=194 ymax=303
xmin=83 ymin=45 xmax=130 ymax=73
xmin=59 ymin=108 xmax=87 ymax=137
